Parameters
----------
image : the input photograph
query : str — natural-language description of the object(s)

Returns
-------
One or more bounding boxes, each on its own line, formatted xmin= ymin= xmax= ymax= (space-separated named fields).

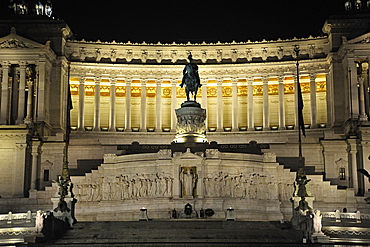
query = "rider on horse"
xmin=180 ymin=54 xmax=202 ymax=101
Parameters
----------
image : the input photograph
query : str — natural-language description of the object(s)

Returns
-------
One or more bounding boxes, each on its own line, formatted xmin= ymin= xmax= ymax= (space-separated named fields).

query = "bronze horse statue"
xmin=180 ymin=54 xmax=202 ymax=101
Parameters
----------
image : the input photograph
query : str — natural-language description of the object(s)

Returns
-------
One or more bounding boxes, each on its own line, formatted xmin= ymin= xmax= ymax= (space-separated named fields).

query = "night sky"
xmin=7 ymin=0 xmax=347 ymax=43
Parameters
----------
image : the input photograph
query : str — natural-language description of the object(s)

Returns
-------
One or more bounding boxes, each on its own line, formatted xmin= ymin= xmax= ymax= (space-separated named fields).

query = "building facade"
xmin=1 ymin=1 xmax=370 ymax=215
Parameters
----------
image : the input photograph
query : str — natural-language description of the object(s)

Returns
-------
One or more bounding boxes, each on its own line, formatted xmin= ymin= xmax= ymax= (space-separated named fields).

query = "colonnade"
xmin=0 ymin=62 xmax=42 ymax=125
xmin=72 ymin=73 xmax=326 ymax=132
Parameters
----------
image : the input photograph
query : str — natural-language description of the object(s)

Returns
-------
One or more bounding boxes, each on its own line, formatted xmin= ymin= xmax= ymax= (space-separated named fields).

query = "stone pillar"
xmin=155 ymin=79 xmax=162 ymax=132
xmin=24 ymin=79 xmax=33 ymax=125
xmin=16 ymin=63 xmax=26 ymax=124
xmin=216 ymin=78 xmax=223 ymax=131
xmin=109 ymin=77 xmax=116 ymax=131
xmin=14 ymin=143 xmax=26 ymax=197
xmin=125 ymin=78 xmax=132 ymax=132
xmin=140 ymin=79 xmax=147 ymax=132
xmin=358 ymin=77 xmax=368 ymax=121
xmin=262 ymin=76 xmax=269 ymax=130
xmin=0 ymin=62 xmax=10 ymax=124
xmin=173 ymin=165 xmax=181 ymax=198
xmin=348 ymin=60 xmax=359 ymax=118
xmin=232 ymin=78 xmax=238 ymax=131
xmin=30 ymin=141 xmax=40 ymax=190
xmin=36 ymin=61 xmax=46 ymax=121
xmin=93 ymin=77 xmax=101 ymax=131
xmin=325 ymin=72 xmax=334 ymax=127
xmin=247 ymin=77 xmax=254 ymax=131
xmin=201 ymin=79 xmax=208 ymax=130
xmin=347 ymin=139 xmax=359 ymax=192
xmin=278 ymin=75 xmax=286 ymax=130
xmin=309 ymin=73 xmax=317 ymax=128
xmin=171 ymin=79 xmax=177 ymax=132
xmin=77 ymin=76 xmax=85 ymax=131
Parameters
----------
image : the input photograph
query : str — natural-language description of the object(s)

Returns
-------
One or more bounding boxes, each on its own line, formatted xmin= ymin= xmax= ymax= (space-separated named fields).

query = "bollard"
xmin=26 ymin=210 xmax=32 ymax=223
xmin=7 ymin=211 xmax=12 ymax=224
xmin=335 ymin=209 xmax=341 ymax=222
xmin=356 ymin=210 xmax=361 ymax=223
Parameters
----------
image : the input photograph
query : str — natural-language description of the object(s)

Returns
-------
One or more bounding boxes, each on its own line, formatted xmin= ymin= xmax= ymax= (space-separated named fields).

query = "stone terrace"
xmin=36 ymin=220 xmax=304 ymax=247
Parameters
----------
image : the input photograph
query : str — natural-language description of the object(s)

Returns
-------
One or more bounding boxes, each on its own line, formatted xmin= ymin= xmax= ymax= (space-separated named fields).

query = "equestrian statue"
xmin=180 ymin=53 xmax=202 ymax=101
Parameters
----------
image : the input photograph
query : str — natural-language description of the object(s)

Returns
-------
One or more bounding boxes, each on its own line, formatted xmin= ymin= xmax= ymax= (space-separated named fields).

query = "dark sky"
xmin=41 ymin=1 xmax=348 ymax=43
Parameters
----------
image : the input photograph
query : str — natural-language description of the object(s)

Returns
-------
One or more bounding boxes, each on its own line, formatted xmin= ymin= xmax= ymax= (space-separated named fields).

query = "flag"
xmin=296 ymin=77 xmax=305 ymax=137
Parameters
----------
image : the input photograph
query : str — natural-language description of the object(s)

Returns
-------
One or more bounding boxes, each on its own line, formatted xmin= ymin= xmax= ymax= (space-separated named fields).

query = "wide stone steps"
xmin=45 ymin=220 xmax=304 ymax=246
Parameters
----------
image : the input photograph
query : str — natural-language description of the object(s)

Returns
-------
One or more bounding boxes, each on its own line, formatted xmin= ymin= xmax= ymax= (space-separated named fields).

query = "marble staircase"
xmin=49 ymin=220 xmax=304 ymax=246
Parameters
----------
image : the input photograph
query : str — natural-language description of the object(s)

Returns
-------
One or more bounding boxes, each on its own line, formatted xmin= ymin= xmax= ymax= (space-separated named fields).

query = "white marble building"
xmin=0 ymin=0 xmax=370 ymax=220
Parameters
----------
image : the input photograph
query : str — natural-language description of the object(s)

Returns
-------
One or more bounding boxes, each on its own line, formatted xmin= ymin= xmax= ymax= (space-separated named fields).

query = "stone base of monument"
xmin=51 ymin=196 xmax=76 ymax=227
xmin=173 ymin=101 xmax=207 ymax=144
xmin=72 ymin=197 xmax=283 ymax=221
xmin=311 ymin=232 xmax=330 ymax=243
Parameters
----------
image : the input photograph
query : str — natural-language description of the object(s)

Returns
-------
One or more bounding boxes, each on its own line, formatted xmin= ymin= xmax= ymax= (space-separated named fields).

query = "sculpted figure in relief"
xmin=181 ymin=168 xmax=197 ymax=197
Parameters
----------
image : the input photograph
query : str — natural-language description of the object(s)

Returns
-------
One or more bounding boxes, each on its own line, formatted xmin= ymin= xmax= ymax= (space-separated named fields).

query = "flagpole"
xmin=61 ymin=61 xmax=71 ymax=182
xmin=294 ymin=46 xmax=304 ymax=168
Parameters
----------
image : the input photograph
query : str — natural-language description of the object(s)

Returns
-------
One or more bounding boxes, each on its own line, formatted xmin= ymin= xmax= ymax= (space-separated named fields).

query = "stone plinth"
xmin=174 ymin=101 xmax=207 ymax=143
xmin=51 ymin=196 xmax=76 ymax=227
xmin=311 ymin=232 xmax=330 ymax=243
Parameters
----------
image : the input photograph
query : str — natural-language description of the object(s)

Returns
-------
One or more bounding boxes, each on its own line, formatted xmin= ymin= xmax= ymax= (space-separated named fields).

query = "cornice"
xmin=66 ymin=36 xmax=329 ymax=65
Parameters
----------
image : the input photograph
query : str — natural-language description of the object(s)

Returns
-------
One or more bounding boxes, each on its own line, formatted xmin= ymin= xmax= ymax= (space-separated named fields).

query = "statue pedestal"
xmin=174 ymin=101 xmax=207 ymax=144
xmin=51 ymin=196 xmax=76 ymax=227
xmin=311 ymin=232 xmax=330 ymax=243
xmin=291 ymin=196 xmax=315 ymax=210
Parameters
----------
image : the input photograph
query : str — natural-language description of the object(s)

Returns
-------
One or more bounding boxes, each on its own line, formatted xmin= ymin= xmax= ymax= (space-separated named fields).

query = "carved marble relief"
xmin=74 ymin=172 xmax=174 ymax=202
xmin=203 ymin=172 xmax=279 ymax=200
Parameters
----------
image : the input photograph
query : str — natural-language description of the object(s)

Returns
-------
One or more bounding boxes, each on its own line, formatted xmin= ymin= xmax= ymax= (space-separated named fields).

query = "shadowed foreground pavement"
xmin=26 ymin=220 xmax=309 ymax=246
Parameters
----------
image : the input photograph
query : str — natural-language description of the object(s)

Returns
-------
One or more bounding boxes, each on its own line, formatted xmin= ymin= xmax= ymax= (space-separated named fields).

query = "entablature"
xmin=66 ymin=36 xmax=329 ymax=64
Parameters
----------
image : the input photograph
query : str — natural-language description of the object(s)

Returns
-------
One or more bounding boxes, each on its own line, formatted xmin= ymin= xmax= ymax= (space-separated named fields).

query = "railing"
xmin=321 ymin=211 xmax=370 ymax=222
xmin=0 ymin=211 xmax=36 ymax=223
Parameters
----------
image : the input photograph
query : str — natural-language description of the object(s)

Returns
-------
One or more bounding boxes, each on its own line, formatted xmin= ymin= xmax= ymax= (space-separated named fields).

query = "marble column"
xmin=30 ymin=141 xmax=40 ymax=190
xmin=278 ymin=75 xmax=286 ymax=130
xmin=201 ymin=79 xmax=208 ymax=130
xmin=77 ymin=76 xmax=85 ymax=131
xmin=36 ymin=61 xmax=46 ymax=121
xmin=125 ymin=78 xmax=132 ymax=132
xmin=0 ymin=63 xmax=10 ymax=124
xmin=262 ymin=76 xmax=269 ymax=130
xmin=155 ymin=79 xmax=162 ymax=132
xmin=93 ymin=77 xmax=101 ymax=131
xmin=358 ymin=76 xmax=368 ymax=121
xmin=309 ymin=73 xmax=317 ymax=128
xmin=216 ymin=78 xmax=223 ymax=131
xmin=347 ymin=139 xmax=359 ymax=192
xmin=232 ymin=78 xmax=239 ymax=131
xmin=140 ymin=79 xmax=147 ymax=132
xmin=171 ymin=79 xmax=177 ymax=132
xmin=16 ymin=63 xmax=26 ymax=124
xmin=348 ymin=60 xmax=359 ymax=118
xmin=247 ymin=77 xmax=254 ymax=131
xmin=24 ymin=79 xmax=33 ymax=125
xmin=109 ymin=77 xmax=116 ymax=132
